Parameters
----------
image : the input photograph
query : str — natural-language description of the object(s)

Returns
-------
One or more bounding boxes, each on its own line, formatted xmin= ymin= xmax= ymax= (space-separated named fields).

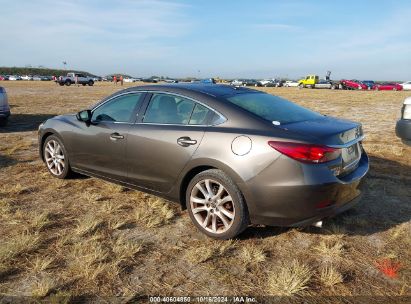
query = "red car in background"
xmin=372 ymin=83 xmax=403 ymax=91
xmin=340 ymin=79 xmax=368 ymax=90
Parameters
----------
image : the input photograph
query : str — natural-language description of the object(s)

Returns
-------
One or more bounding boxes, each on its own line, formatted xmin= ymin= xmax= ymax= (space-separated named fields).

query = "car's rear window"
xmin=226 ymin=93 xmax=322 ymax=124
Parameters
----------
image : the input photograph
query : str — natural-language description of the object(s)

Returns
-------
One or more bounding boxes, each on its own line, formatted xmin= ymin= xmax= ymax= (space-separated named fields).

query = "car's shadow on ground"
xmin=0 ymin=154 xmax=18 ymax=168
xmin=238 ymin=155 xmax=411 ymax=240
xmin=0 ymin=114 xmax=56 ymax=133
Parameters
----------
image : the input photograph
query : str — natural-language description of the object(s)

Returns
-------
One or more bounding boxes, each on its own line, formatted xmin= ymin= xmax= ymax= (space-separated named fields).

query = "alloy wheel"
xmin=44 ymin=140 xmax=65 ymax=176
xmin=190 ymin=179 xmax=235 ymax=234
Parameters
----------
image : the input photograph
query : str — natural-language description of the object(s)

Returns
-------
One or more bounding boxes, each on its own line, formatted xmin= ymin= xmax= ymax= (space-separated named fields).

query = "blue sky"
xmin=0 ymin=0 xmax=410 ymax=80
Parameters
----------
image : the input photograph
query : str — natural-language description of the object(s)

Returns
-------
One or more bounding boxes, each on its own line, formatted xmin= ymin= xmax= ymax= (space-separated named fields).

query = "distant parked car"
xmin=0 ymin=75 xmax=7 ymax=81
xmin=361 ymin=80 xmax=375 ymax=90
xmin=0 ymin=87 xmax=10 ymax=126
xmin=164 ymin=79 xmax=178 ymax=83
xmin=200 ymin=78 xmax=216 ymax=84
xmin=124 ymin=78 xmax=139 ymax=83
xmin=340 ymin=79 xmax=368 ymax=90
xmin=313 ymin=79 xmax=333 ymax=89
xmin=284 ymin=80 xmax=299 ymax=87
xmin=258 ymin=79 xmax=275 ymax=87
xmin=396 ymin=97 xmax=411 ymax=146
xmin=8 ymin=75 xmax=21 ymax=81
xmin=33 ymin=75 xmax=51 ymax=81
xmin=141 ymin=78 xmax=158 ymax=83
xmin=400 ymin=81 xmax=411 ymax=91
xmin=230 ymin=79 xmax=245 ymax=86
xmin=372 ymin=83 xmax=403 ymax=91
xmin=244 ymin=79 xmax=261 ymax=87
xmin=21 ymin=75 xmax=33 ymax=81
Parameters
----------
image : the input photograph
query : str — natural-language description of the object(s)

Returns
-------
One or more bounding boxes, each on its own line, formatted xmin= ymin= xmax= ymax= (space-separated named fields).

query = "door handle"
xmin=177 ymin=137 xmax=197 ymax=147
xmin=110 ymin=132 xmax=124 ymax=140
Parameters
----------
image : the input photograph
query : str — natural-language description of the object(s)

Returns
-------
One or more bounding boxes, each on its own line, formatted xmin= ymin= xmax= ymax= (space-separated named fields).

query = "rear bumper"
xmin=396 ymin=119 xmax=411 ymax=145
xmin=243 ymin=152 xmax=369 ymax=227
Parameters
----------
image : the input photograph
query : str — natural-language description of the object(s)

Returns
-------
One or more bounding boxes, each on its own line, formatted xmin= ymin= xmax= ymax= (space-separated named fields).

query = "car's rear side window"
xmin=143 ymin=93 xmax=225 ymax=126
xmin=226 ymin=93 xmax=322 ymax=124
xmin=144 ymin=93 xmax=195 ymax=124
xmin=189 ymin=103 xmax=211 ymax=125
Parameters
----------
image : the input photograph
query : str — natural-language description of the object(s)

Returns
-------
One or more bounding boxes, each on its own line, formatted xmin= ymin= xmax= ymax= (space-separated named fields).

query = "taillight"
xmin=268 ymin=141 xmax=341 ymax=163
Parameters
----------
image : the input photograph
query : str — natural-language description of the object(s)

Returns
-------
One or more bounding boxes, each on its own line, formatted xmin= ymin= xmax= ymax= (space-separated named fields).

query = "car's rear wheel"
xmin=43 ymin=135 xmax=72 ymax=179
xmin=186 ymin=169 xmax=249 ymax=239
xmin=65 ymin=80 xmax=71 ymax=86
xmin=88 ymin=80 xmax=94 ymax=86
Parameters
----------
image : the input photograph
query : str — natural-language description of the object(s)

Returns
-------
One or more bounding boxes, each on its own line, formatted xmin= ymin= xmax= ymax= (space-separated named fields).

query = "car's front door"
xmin=126 ymin=93 xmax=214 ymax=193
xmin=70 ymin=92 xmax=145 ymax=181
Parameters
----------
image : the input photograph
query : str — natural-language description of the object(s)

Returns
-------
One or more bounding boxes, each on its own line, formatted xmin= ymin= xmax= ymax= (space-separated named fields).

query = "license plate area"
xmin=341 ymin=143 xmax=361 ymax=172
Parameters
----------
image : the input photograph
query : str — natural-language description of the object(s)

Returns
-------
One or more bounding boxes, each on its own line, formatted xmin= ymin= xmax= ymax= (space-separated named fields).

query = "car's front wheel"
xmin=186 ymin=169 xmax=249 ymax=239
xmin=43 ymin=135 xmax=72 ymax=179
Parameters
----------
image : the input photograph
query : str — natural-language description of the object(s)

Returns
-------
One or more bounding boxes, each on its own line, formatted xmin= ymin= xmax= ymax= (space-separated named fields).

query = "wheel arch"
xmin=176 ymin=159 xmax=247 ymax=210
xmin=39 ymin=130 xmax=64 ymax=161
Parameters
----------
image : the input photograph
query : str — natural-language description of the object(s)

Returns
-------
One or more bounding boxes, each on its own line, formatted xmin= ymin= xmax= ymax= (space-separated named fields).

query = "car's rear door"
xmin=69 ymin=92 xmax=145 ymax=181
xmin=126 ymin=92 xmax=215 ymax=193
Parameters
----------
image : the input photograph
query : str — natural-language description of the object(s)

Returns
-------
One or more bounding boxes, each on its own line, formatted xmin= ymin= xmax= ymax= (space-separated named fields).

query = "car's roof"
xmin=123 ymin=83 xmax=258 ymax=98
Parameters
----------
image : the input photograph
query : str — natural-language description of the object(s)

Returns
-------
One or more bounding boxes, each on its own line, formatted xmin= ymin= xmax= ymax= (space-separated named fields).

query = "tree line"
xmin=0 ymin=67 xmax=96 ymax=77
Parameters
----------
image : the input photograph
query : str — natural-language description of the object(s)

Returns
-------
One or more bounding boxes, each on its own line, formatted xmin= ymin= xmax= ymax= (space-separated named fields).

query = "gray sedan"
xmin=38 ymin=84 xmax=369 ymax=239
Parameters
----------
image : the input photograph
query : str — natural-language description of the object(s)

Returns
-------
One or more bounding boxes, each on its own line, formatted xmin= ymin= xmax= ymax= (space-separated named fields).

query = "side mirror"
xmin=76 ymin=109 xmax=92 ymax=123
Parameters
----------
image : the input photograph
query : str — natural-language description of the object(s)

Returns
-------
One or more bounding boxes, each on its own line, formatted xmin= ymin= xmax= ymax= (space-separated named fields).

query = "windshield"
xmin=226 ymin=93 xmax=323 ymax=124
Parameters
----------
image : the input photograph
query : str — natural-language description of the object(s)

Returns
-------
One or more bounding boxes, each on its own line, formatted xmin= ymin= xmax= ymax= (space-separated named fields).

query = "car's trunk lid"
xmin=280 ymin=116 xmax=363 ymax=146
xmin=280 ymin=116 xmax=364 ymax=175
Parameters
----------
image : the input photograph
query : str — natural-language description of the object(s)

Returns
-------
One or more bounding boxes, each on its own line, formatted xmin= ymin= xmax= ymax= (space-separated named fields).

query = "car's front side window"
xmin=143 ymin=93 xmax=195 ymax=124
xmin=92 ymin=93 xmax=143 ymax=123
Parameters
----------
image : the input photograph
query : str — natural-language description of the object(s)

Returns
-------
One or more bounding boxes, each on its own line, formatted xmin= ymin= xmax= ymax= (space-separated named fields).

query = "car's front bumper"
xmin=241 ymin=152 xmax=369 ymax=227
xmin=396 ymin=119 xmax=411 ymax=146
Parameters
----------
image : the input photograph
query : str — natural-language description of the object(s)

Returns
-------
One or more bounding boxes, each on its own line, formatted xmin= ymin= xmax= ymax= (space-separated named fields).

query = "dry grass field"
xmin=0 ymin=81 xmax=410 ymax=303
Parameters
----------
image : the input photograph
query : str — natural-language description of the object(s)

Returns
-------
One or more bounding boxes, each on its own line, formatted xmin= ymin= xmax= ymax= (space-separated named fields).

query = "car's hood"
xmin=280 ymin=116 xmax=363 ymax=146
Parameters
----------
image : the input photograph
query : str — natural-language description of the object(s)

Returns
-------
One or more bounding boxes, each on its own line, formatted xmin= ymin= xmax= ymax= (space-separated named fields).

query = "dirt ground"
xmin=0 ymin=81 xmax=410 ymax=303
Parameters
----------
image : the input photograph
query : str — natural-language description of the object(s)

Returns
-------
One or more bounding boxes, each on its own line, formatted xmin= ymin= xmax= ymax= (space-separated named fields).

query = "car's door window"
xmin=144 ymin=93 xmax=195 ymax=124
xmin=92 ymin=93 xmax=143 ymax=123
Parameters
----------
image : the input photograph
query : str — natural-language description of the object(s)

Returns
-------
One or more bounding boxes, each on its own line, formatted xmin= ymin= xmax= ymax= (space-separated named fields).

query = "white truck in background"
xmin=56 ymin=72 xmax=94 ymax=86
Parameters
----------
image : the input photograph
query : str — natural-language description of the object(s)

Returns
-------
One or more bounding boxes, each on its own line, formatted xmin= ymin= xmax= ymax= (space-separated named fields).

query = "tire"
xmin=59 ymin=82 xmax=64 ymax=86
xmin=186 ymin=169 xmax=249 ymax=239
xmin=88 ymin=80 xmax=94 ymax=86
xmin=298 ymin=83 xmax=304 ymax=89
xmin=43 ymin=135 xmax=73 ymax=179
xmin=0 ymin=117 xmax=8 ymax=127
xmin=65 ymin=80 xmax=71 ymax=86
xmin=82 ymin=83 xmax=86 ymax=86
